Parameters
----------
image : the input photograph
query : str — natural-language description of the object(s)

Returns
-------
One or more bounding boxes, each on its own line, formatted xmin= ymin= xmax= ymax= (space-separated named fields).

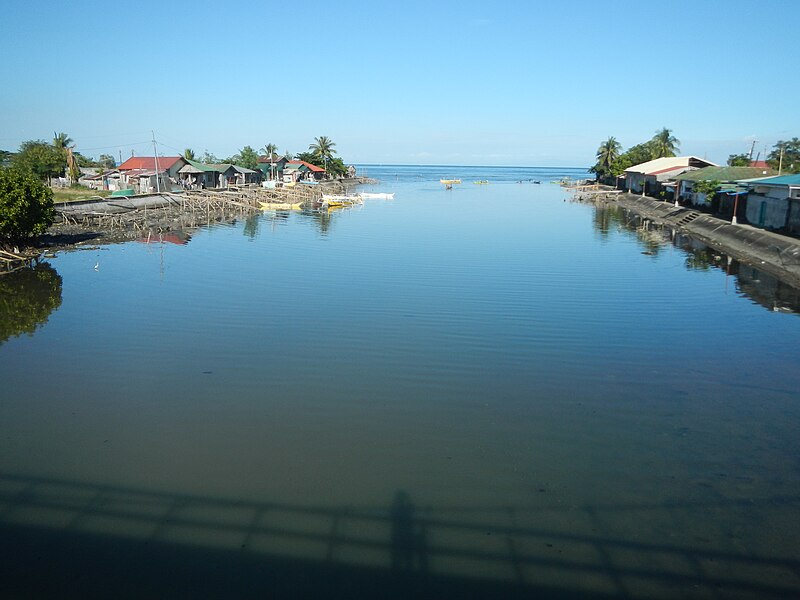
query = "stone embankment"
xmin=584 ymin=190 xmax=800 ymax=289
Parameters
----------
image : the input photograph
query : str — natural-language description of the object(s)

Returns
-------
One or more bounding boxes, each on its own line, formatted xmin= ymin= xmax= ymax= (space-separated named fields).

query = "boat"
xmin=358 ymin=192 xmax=395 ymax=200
xmin=321 ymin=194 xmax=363 ymax=208
xmin=473 ymin=180 xmax=489 ymax=185
xmin=440 ymin=179 xmax=461 ymax=185
xmin=259 ymin=201 xmax=302 ymax=210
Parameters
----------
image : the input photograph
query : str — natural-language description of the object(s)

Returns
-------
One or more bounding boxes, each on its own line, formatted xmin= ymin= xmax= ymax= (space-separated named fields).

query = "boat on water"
xmin=440 ymin=179 xmax=461 ymax=185
xmin=473 ymin=180 xmax=489 ymax=185
xmin=259 ymin=201 xmax=302 ymax=210
xmin=321 ymin=194 xmax=363 ymax=208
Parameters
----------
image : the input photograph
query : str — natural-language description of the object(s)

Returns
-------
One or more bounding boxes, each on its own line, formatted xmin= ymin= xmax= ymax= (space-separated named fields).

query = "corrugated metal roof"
xmin=624 ymin=156 xmax=717 ymax=174
xmin=675 ymin=166 xmax=775 ymax=182
xmin=118 ymin=156 xmax=184 ymax=171
xmin=746 ymin=173 xmax=800 ymax=186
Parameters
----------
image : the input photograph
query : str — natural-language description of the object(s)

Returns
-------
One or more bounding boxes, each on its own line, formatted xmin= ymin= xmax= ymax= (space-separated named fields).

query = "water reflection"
xmin=593 ymin=205 xmax=800 ymax=313
xmin=0 ymin=262 xmax=62 ymax=344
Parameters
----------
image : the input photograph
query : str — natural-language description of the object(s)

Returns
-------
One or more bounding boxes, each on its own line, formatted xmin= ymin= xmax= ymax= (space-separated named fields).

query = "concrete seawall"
xmin=606 ymin=193 xmax=800 ymax=289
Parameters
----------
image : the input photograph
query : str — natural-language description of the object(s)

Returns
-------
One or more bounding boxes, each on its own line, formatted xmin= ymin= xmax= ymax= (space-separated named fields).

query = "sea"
xmin=1 ymin=164 xmax=799 ymax=598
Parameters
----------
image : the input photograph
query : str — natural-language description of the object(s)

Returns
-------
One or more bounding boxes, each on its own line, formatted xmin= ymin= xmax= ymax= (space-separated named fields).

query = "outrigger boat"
xmin=358 ymin=192 xmax=395 ymax=200
xmin=259 ymin=201 xmax=302 ymax=210
xmin=473 ymin=180 xmax=489 ymax=185
xmin=440 ymin=179 xmax=461 ymax=185
xmin=321 ymin=194 xmax=363 ymax=208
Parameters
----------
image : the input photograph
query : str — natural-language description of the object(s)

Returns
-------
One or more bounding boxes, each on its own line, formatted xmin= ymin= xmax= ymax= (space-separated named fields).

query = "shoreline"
xmin=578 ymin=190 xmax=800 ymax=289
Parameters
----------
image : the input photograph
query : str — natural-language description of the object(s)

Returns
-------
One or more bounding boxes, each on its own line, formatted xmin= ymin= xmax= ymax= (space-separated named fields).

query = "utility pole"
xmin=778 ymin=144 xmax=784 ymax=176
xmin=749 ymin=139 xmax=757 ymax=162
xmin=152 ymin=130 xmax=161 ymax=193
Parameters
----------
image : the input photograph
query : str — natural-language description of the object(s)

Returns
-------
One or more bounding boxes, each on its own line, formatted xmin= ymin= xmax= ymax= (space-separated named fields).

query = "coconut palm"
xmin=595 ymin=137 xmax=621 ymax=174
xmin=651 ymin=128 xmax=680 ymax=158
xmin=309 ymin=136 xmax=336 ymax=164
xmin=184 ymin=148 xmax=196 ymax=161
xmin=52 ymin=132 xmax=73 ymax=149
xmin=262 ymin=143 xmax=278 ymax=160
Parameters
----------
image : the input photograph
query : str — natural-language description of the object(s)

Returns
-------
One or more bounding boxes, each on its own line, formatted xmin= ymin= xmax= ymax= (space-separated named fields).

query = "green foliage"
xmin=236 ymin=145 xmax=259 ymax=170
xmin=200 ymin=150 xmax=218 ymax=164
xmin=0 ymin=150 xmax=14 ymax=167
xmin=0 ymin=167 xmax=56 ymax=241
xmin=98 ymin=154 xmax=116 ymax=169
xmin=693 ymin=179 xmax=720 ymax=202
xmin=294 ymin=151 xmax=318 ymax=165
xmin=13 ymin=140 xmax=65 ymax=181
xmin=727 ymin=153 xmax=750 ymax=167
xmin=184 ymin=148 xmax=195 ymax=161
xmin=309 ymin=136 xmax=337 ymax=165
xmin=262 ymin=143 xmax=277 ymax=159
xmin=52 ymin=132 xmax=73 ymax=150
xmin=610 ymin=141 xmax=657 ymax=176
xmin=650 ymin=127 xmax=680 ymax=158
xmin=590 ymin=136 xmax=621 ymax=180
xmin=0 ymin=262 xmax=62 ymax=345
xmin=767 ymin=137 xmax=800 ymax=173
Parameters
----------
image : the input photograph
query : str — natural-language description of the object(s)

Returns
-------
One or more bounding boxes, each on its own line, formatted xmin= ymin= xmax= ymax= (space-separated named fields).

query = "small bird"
xmin=94 ymin=262 xmax=99 ymax=271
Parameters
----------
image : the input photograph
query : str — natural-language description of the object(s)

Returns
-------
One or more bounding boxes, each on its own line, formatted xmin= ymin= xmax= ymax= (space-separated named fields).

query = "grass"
xmin=51 ymin=185 xmax=111 ymax=203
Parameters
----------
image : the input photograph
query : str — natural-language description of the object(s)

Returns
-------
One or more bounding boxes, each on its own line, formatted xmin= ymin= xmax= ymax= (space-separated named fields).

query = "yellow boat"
xmin=440 ymin=179 xmax=461 ymax=185
xmin=259 ymin=201 xmax=302 ymax=210
xmin=473 ymin=180 xmax=489 ymax=184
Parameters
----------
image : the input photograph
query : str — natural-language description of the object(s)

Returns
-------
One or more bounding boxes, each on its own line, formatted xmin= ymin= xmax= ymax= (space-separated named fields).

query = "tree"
xmin=0 ymin=150 xmax=14 ymax=167
xmin=200 ymin=150 xmax=218 ymax=164
xmin=12 ymin=141 xmax=65 ymax=183
xmin=767 ymin=138 xmax=800 ymax=174
xmin=98 ymin=154 xmax=116 ymax=169
xmin=727 ymin=153 xmax=750 ymax=167
xmin=591 ymin=136 xmax=622 ymax=180
xmin=262 ymin=143 xmax=278 ymax=160
xmin=184 ymin=148 xmax=196 ymax=161
xmin=52 ymin=132 xmax=73 ymax=150
xmin=611 ymin=141 xmax=657 ymax=175
xmin=650 ymin=127 xmax=680 ymax=158
xmin=236 ymin=145 xmax=259 ymax=170
xmin=309 ymin=136 xmax=337 ymax=168
xmin=0 ymin=167 xmax=56 ymax=243
xmin=693 ymin=179 xmax=720 ymax=203
xmin=0 ymin=262 xmax=63 ymax=345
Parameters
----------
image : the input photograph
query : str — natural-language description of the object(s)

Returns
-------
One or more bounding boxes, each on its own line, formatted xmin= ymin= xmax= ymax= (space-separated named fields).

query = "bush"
xmin=0 ymin=167 xmax=55 ymax=243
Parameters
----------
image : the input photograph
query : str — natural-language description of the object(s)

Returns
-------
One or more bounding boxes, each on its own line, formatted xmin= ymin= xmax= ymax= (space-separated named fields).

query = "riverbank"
xmin=580 ymin=191 xmax=800 ymax=289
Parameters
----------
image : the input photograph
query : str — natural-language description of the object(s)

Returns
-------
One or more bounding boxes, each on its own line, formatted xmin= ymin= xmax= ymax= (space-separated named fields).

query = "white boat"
xmin=358 ymin=192 xmax=395 ymax=200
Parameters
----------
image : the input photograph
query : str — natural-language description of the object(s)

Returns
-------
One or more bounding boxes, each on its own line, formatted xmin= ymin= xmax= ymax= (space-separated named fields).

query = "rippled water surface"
xmin=2 ymin=165 xmax=800 ymax=598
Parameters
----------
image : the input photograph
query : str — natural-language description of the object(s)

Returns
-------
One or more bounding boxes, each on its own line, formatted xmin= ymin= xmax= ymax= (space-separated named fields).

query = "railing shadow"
xmin=0 ymin=472 xmax=798 ymax=599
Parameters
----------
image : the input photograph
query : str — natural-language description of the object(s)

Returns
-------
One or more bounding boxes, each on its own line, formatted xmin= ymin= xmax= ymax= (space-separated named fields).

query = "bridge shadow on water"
xmin=0 ymin=472 xmax=799 ymax=599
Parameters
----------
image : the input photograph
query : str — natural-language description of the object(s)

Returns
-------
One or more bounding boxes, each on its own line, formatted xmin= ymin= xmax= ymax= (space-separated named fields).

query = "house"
xmin=624 ymin=156 xmax=717 ymax=195
xmin=284 ymin=160 xmax=326 ymax=182
xmin=743 ymin=174 xmax=800 ymax=233
xmin=674 ymin=166 xmax=775 ymax=206
xmin=117 ymin=156 xmax=187 ymax=179
xmin=177 ymin=160 xmax=261 ymax=188
xmin=256 ymin=155 xmax=289 ymax=181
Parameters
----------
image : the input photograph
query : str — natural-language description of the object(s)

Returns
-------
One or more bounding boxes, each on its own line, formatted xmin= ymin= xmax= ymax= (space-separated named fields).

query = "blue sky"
xmin=1 ymin=0 xmax=798 ymax=167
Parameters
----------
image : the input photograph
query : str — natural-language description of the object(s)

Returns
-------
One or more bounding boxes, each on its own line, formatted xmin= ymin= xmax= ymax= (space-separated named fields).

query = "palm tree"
xmin=651 ymin=128 xmax=680 ymax=158
xmin=262 ymin=143 xmax=278 ymax=160
xmin=309 ymin=136 xmax=336 ymax=167
xmin=595 ymin=137 xmax=622 ymax=176
xmin=184 ymin=148 xmax=196 ymax=161
xmin=52 ymin=132 xmax=73 ymax=149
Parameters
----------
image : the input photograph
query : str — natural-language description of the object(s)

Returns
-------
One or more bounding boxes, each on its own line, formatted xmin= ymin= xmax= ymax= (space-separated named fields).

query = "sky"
xmin=1 ymin=0 xmax=798 ymax=167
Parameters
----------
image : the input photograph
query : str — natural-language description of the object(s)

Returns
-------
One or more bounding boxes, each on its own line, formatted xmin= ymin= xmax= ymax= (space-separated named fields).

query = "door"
xmin=758 ymin=201 xmax=767 ymax=227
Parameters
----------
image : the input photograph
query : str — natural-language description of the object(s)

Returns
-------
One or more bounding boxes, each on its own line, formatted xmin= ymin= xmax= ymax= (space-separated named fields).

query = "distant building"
xmin=117 ymin=156 xmax=187 ymax=179
xmin=624 ymin=156 xmax=717 ymax=195
xmin=675 ymin=166 xmax=775 ymax=205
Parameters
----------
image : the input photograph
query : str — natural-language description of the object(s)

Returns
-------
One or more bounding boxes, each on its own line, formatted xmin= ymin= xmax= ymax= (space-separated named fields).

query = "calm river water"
xmin=1 ymin=165 xmax=799 ymax=598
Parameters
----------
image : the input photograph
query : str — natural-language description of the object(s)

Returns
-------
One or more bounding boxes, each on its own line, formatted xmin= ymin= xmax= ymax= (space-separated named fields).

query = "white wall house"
xmin=624 ymin=156 xmax=717 ymax=195
xmin=744 ymin=174 xmax=800 ymax=232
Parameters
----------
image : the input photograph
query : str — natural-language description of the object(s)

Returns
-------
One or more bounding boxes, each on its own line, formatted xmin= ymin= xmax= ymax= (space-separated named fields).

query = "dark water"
xmin=1 ymin=165 xmax=800 ymax=598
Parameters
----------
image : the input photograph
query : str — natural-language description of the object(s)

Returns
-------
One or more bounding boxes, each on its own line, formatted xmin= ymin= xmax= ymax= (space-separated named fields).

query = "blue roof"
xmin=750 ymin=174 xmax=800 ymax=186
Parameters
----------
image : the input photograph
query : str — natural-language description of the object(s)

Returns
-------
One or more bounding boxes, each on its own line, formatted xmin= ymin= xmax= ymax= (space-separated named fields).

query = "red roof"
xmin=118 ymin=156 xmax=184 ymax=171
xmin=750 ymin=160 xmax=769 ymax=168
xmin=286 ymin=159 xmax=325 ymax=172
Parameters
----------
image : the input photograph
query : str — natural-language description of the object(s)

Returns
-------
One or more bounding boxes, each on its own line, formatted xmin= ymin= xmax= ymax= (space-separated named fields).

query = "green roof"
xmin=675 ymin=166 xmax=775 ymax=182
